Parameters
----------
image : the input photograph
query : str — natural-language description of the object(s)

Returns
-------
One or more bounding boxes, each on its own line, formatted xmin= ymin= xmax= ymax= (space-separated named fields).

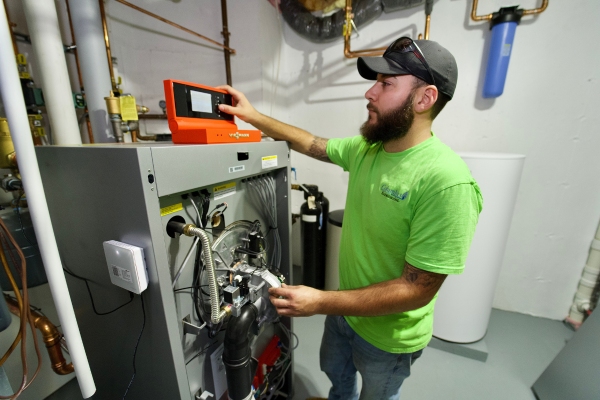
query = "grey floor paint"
xmin=293 ymin=309 xmax=574 ymax=400
xmin=45 ymin=309 xmax=574 ymax=399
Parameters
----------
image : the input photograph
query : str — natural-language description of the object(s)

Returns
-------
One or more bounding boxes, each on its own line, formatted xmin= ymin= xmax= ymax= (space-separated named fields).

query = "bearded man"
xmin=218 ymin=37 xmax=483 ymax=400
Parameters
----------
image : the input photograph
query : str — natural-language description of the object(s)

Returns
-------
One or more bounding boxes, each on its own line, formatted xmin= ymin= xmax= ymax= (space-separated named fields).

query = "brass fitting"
xmin=182 ymin=224 xmax=196 ymax=236
xmin=104 ymin=91 xmax=121 ymax=115
xmin=0 ymin=118 xmax=17 ymax=169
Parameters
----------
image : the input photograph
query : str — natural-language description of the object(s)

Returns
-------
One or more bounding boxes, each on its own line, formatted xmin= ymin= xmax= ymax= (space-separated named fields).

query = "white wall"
xmin=4 ymin=0 xmax=597 ymax=327
xmin=101 ymin=0 xmax=600 ymax=320
xmin=258 ymin=0 xmax=600 ymax=320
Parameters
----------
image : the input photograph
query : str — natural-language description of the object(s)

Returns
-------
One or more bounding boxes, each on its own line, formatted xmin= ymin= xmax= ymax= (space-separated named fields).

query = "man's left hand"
xmin=268 ymin=283 xmax=324 ymax=317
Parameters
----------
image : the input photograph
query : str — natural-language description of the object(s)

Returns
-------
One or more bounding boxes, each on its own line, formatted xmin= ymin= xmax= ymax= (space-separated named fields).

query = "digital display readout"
xmin=190 ymin=90 xmax=212 ymax=113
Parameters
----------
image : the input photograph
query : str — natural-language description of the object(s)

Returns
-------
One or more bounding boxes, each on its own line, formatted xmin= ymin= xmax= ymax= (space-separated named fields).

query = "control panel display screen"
xmin=172 ymin=82 xmax=233 ymax=121
xmin=190 ymin=90 xmax=212 ymax=113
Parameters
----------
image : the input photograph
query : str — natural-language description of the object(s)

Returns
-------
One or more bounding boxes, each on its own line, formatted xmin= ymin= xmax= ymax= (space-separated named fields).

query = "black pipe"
xmin=223 ymin=304 xmax=257 ymax=400
xmin=166 ymin=218 xmax=186 ymax=238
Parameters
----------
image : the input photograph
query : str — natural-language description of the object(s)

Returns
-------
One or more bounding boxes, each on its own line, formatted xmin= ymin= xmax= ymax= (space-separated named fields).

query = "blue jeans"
xmin=319 ymin=315 xmax=423 ymax=400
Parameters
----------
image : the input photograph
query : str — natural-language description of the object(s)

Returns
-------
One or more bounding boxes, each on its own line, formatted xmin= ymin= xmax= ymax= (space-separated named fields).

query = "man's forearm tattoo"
xmin=307 ymin=137 xmax=331 ymax=163
xmin=402 ymin=262 xmax=446 ymax=289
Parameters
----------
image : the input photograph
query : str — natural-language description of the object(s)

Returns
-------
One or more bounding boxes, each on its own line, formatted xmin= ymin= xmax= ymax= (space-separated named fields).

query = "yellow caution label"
xmin=119 ymin=95 xmax=138 ymax=121
xmin=213 ymin=182 xmax=236 ymax=200
xmin=160 ymin=203 xmax=183 ymax=217
xmin=19 ymin=72 xmax=30 ymax=79
xmin=262 ymin=155 xmax=278 ymax=169
xmin=16 ymin=54 xmax=27 ymax=65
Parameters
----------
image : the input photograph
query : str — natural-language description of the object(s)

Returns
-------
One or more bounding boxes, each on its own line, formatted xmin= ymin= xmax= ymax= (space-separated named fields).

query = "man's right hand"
xmin=216 ymin=84 xmax=330 ymax=163
xmin=216 ymin=85 xmax=259 ymax=124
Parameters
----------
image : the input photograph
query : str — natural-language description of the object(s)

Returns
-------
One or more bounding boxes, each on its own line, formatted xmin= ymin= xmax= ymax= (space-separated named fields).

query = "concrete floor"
xmin=292 ymin=309 xmax=574 ymax=400
xmin=45 ymin=309 xmax=574 ymax=400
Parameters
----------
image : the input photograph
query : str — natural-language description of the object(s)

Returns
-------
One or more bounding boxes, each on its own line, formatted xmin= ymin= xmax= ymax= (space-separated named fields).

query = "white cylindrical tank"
xmin=433 ymin=153 xmax=525 ymax=343
xmin=325 ymin=210 xmax=344 ymax=291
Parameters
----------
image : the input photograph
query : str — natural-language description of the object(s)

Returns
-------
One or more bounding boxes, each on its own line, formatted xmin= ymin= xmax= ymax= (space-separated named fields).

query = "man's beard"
xmin=360 ymin=92 xmax=415 ymax=146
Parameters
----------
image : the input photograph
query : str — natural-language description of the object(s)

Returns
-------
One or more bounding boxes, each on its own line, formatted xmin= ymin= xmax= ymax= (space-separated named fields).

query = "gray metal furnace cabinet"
xmin=532 ymin=309 xmax=600 ymax=400
xmin=36 ymin=142 xmax=293 ymax=399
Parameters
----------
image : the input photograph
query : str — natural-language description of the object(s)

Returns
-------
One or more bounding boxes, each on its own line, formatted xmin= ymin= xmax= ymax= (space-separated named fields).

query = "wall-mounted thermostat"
xmin=103 ymin=240 xmax=148 ymax=294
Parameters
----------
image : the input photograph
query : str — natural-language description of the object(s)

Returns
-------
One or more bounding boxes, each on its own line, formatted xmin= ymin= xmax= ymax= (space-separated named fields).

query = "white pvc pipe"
xmin=67 ymin=0 xmax=113 ymax=143
xmin=567 ymin=220 xmax=600 ymax=326
xmin=0 ymin=6 xmax=96 ymax=399
xmin=22 ymin=0 xmax=82 ymax=145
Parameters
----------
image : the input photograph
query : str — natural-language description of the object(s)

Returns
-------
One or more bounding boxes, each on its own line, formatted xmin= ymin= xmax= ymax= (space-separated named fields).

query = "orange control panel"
xmin=163 ymin=79 xmax=261 ymax=144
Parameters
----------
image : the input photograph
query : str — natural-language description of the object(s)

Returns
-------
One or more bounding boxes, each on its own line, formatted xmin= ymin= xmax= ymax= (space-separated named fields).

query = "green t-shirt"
xmin=326 ymin=134 xmax=483 ymax=353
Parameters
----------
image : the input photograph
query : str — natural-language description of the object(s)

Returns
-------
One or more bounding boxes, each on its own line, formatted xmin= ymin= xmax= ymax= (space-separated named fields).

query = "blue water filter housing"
xmin=483 ymin=7 xmax=523 ymax=98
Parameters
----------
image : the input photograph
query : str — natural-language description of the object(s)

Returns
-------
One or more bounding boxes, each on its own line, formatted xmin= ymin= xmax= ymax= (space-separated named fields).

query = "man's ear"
xmin=414 ymin=85 xmax=438 ymax=115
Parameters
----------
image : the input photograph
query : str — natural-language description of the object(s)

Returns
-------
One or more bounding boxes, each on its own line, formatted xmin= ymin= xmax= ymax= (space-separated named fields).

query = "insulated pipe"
xmin=0 ymin=6 xmax=96 ymax=398
xmin=223 ymin=304 xmax=257 ymax=400
xmin=2 ymin=0 xmax=17 ymax=56
xmin=68 ymin=0 xmax=113 ymax=143
xmin=22 ymin=0 xmax=82 ymax=145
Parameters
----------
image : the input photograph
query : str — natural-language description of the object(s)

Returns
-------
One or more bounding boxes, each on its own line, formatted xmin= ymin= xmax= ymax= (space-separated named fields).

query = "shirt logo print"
xmin=380 ymin=185 xmax=409 ymax=202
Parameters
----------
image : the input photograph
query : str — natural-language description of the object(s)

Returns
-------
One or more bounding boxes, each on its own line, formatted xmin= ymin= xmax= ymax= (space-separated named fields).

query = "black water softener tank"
xmin=300 ymin=184 xmax=329 ymax=289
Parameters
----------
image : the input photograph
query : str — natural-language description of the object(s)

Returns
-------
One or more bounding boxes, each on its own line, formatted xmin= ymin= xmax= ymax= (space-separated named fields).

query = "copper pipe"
xmin=137 ymin=113 xmax=167 ymax=120
xmin=0 ymin=218 xmax=43 ymax=395
xmin=522 ymin=0 xmax=549 ymax=16
xmin=115 ymin=0 xmax=236 ymax=54
xmin=0 ymin=236 xmax=23 ymax=367
xmin=343 ymin=0 xmax=386 ymax=59
xmin=132 ymin=130 xmax=156 ymax=141
xmin=5 ymin=295 xmax=74 ymax=375
xmin=471 ymin=0 xmax=549 ymax=21
xmin=424 ymin=14 xmax=431 ymax=40
xmin=66 ymin=0 xmax=95 ymax=143
xmin=221 ymin=0 xmax=232 ymax=86
xmin=2 ymin=0 xmax=18 ymax=56
xmin=98 ymin=0 xmax=116 ymax=90
xmin=471 ymin=0 xmax=493 ymax=21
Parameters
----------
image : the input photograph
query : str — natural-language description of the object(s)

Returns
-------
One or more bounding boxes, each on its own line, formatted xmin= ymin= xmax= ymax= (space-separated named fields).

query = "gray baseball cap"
xmin=357 ymin=37 xmax=458 ymax=99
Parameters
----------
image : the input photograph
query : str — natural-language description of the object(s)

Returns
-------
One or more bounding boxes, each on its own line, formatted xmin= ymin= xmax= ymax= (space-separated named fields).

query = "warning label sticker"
xmin=262 ymin=155 xmax=278 ymax=169
xmin=214 ymin=182 xmax=236 ymax=200
xmin=160 ymin=203 xmax=183 ymax=217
